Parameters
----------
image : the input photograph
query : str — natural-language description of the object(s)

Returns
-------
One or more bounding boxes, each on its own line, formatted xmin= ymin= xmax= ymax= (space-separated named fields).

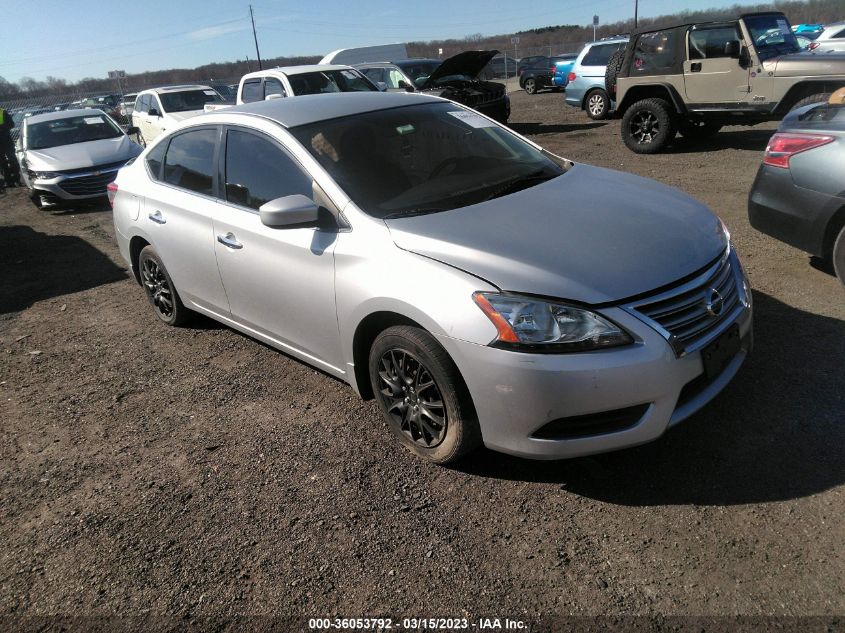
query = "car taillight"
xmin=550 ymin=66 xmax=557 ymax=73
xmin=763 ymin=133 xmax=835 ymax=168
xmin=567 ymin=72 xmax=577 ymax=82
xmin=107 ymin=182 xmax=118 ymax=208
xmin=808 ymin=42 xmax=820 ymax=50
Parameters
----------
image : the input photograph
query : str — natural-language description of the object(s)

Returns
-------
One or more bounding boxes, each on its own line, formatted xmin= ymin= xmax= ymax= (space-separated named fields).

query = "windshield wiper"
xmin=382 ymin=207 xmax=448 ymax=219
xmin=482 ymin=171 xmax=557 ymax=202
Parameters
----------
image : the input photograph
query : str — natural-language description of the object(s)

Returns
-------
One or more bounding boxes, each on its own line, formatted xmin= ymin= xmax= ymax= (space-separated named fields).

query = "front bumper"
xmin=436 ymin=260 xmax=753 ymax=460
xmin=30 ymin=167 xmax=121 ymax=208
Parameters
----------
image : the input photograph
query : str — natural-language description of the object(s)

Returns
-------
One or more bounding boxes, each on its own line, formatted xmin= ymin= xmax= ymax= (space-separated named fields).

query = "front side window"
xmin=362 ymin=67 xmax=385 ymax=84
xmin=158 ymin=89 xmax=224 ymax=113
xmin=162 ymin=128 xmax=217 ymax=195
xmin=633 ymin=30 xmax=678 ymax=73
xmin=224 ymin=129 xmax=312 ymax=210
xmin=26 ymin=113 xmax=123 ymax=150
xmin=135 ymin=94 xmax=149 ymax=114
xmin=241 ymin=79 xmax=263 ymax=103
xmin=290 ymin=102 xmax=566 ymax=219
xmin=689 ymin=24 xmax=742 ymax=59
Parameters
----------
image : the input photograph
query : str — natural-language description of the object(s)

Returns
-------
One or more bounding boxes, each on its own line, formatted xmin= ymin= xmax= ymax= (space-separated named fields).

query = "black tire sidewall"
xmin=585 ymin=90 xmax=609 ymax=120
xmin=621 ymin=98 xmax=676 ymax=154
xmin=368 ymin=326 xmax=480 ymax=464
xmin=833 ymin=225 xmax=845 ymax=287
xmin=138 ymin=245 xmax=188 ymax=326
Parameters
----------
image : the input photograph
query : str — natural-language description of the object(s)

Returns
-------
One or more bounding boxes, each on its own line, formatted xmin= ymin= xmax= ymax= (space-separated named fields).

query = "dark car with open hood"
xmin=356 ymin=51 xmax=510 ymax=124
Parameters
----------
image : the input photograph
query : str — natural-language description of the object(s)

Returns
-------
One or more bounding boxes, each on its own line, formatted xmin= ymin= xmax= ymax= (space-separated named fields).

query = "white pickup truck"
xmin=204 ymin=64 xmax=380 ymax=112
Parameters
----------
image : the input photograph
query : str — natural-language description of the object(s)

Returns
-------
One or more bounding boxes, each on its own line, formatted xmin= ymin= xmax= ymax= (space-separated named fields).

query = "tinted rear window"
xmin=582 ymin=43 xmax=623 ymax=66
xmin=163 ymin=128 xmax=217 ymax=195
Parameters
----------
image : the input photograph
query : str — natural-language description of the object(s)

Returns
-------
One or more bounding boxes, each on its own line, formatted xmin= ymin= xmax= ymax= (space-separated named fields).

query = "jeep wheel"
xmin=585 ymin=89 xmax=610 ymax=120
xmin=524 ymin=78 xmax=537 ymax=95
xmin=621 ymin=98 xmax=677 ymax=154
xmin=678 ymin=119 xmax=722 ymax=140
xmin=604 ymin=48 xmax=625 ymax=98
xmin=790 ymin=93 xmax=831 ymax=111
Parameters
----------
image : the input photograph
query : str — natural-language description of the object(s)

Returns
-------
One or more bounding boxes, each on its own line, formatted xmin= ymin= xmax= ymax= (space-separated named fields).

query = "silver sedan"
xmin=110 ymin=92 xmax=752 ymax=464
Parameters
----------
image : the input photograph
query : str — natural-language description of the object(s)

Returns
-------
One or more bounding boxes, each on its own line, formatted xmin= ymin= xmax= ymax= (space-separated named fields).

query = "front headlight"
xmin=32 ymin=171 xmax=61 ymax=180
xmin=473 ymin=292 xmax=633 ymax=352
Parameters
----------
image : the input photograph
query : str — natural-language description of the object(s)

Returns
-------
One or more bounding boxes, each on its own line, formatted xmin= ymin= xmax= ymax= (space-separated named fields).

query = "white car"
xmin=131 ymin=85 xmax=224 ymax=146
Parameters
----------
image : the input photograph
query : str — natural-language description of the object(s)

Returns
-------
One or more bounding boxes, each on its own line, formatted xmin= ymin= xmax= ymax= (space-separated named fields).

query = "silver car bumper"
xmin=437 ymin=254 xmax=753 ymax=460
xmin=30 ymin=167 xmax=121 ymax=206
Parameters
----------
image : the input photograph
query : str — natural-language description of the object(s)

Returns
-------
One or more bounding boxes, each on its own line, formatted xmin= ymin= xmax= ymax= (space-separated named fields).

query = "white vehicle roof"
xmin=25 ymin=108 xmax=114 ymax=125
xmin=320 ymin=44 xmax=409 ymax=65
xmin=241 ymin=65 xmax=356 ymax=80
xmin=139 ymin=85 xmax=214 ymax=94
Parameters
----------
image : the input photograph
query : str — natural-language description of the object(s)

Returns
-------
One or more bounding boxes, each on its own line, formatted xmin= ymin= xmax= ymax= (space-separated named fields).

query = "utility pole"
xmin=249 ymin=4 xmax=263 ymax=70
xmin=634 ymin=0 xmax=638 ymax=29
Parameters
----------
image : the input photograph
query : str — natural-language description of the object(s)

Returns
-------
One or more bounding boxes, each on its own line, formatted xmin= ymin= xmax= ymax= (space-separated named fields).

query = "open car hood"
xmin=419 ymin=50 xmax=499 ymax=89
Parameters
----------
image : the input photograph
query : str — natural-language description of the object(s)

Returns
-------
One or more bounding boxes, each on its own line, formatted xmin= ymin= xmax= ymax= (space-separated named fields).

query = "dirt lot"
xmin=1 ymin=90 xmax=843 ymax=630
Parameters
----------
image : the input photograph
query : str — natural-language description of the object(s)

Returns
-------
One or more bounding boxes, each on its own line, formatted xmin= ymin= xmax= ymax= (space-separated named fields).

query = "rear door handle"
xmin=148 ymin=210 xmax=166 ymax=224
xmin=691 ymin=62 xmax=702 ymax=72
xmin=217 ymin=232 xmax=243 ymax=249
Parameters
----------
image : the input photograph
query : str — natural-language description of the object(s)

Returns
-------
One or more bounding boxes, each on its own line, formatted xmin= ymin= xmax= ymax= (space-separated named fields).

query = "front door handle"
xmin=690 ymin=62 xmax=702 ymax=72
xmin=148 ymin=210 xmax=166 ymax=224
xmin=217 ymin=232 xmax=243 ymax=249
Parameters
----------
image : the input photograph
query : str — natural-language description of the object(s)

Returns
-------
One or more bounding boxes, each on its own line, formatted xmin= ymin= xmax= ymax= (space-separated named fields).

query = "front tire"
xmin=138 ymin=245 xmax=190 ymax=326
xmin=136 ymin=130 xmax=146 ymax=148
xmin=833 ymin=225 xmax=845 ymax=287
xmin=585 ymin=89 xmax=610 ymax=120
xmin=524 ymin=78 xmax=537 ymax=95
xmin=369 ymin=326 xmax=481 ymax=464
xmin=621 ymin=98 xmax=677 ymax=154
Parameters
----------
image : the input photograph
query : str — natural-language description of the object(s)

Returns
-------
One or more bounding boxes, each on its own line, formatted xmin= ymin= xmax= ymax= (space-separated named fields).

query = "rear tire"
xmin=136 ymin=130 xmax=146 ymax=148
xmin=833 ymin=225 xmax=845 ymax=287
xmin=524 ymin=78 xmax=537 ymax=95
xmin=678 ymin=119 xmax=723 ymax=139
xmin=621 ymin=98 xmax=677 ymax=154
xmin=585 ymin=89 xmax=610 ymax=120
xmin=790 ymin=93 xmax=831 ymax=111
xmin=138 ymin=246 xmax=191 ymax=326
xmin=369 ymin=326 xmax=481 ymax=465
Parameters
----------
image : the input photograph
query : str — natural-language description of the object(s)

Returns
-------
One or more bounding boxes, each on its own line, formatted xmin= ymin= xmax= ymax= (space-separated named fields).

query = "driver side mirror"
xmin=398 ymin=80 xmax=414 ymax=92
xmin=148 ymin=108 xmax=160 ymax=117
xmin=14 ymin=139 xmax=22 ymax=152
xmin=376 ymin=81 xmax=388 ymax=92
xmin=259 ymin=194 xmax=320 ymax=228
xmin=126 ymin=126 xmax=140 ymax=137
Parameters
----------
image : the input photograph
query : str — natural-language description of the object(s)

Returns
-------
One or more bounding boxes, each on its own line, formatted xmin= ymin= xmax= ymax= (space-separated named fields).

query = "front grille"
xmin=628 ymin=252 xmax=741 ymax=354
xmin=58 ymin=170 xmax=118 ymax=196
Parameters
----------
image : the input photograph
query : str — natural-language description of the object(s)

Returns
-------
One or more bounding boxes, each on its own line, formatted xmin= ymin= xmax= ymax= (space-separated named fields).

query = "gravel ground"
xmin=1 ymin=90 xmax=843 ymax=631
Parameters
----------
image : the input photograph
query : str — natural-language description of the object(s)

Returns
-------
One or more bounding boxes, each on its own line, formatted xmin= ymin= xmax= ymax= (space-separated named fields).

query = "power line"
xmin=249 ymin=5 xmax=263 ymax=70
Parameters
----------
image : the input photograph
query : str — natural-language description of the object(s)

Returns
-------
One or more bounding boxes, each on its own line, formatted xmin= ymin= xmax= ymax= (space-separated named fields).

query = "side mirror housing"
xmin=148 ymin=108 xmax=160 ymax=117
xmin=376 ymin=81 xmax=388 ymax=92
xmin=259 ymin=194 xmax=319 ymax=228
xmin=724 ymin=41 xmax=740 ymax=58
xmin=126 ymin=126 xmax=140 ymax=136
xmin=265 ymin=93 xmax=284 ymax=101
xmin=739 ymin=45 xmax=751 ymax=68
xmin=398 ymin=80 xmax=414 ymax=92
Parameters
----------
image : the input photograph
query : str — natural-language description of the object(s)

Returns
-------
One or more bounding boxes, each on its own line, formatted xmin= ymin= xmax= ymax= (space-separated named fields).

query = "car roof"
xmin=212 ymin=91 xmax=442 ymax=128
xmin=242 ymin=65 xmax=355 ymax=79
xmin=25 ymin=108 xmax=112 ymax=125
xmin=817 ymin=22 xmax=845 ymax=39
xmin=141 ymin=85 xmax=213 ymax=94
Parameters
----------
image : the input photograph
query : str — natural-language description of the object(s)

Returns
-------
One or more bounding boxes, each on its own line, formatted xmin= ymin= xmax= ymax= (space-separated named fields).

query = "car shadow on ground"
xmin=509 ymin=121 xmax=609 ymax=136
xmin=665 ymin=128 xmax=774 ymax=154
xmin=458 ymin=291 xmax=845 ymax=506
xmin=0 ymin=225 xmax=127 ymax=314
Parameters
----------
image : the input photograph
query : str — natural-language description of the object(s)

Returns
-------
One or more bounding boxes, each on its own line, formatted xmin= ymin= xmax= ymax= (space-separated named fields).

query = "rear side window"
xmin=633 ymin=30 xmax=678 ymax=73
xmin=834 ymin=28 xmax=845 ymax=39
xmin=163 ymin=128 xmax=217 ymax=195
xmin=224 ymin=129 xmax=312 ymax=210
xmin=145 ymin=139 xmax=167 ymax=179
xmin=582 ymin=43 xmax=622 ymax=66
xmin=241 ymin=79 xmax=263 ymax=103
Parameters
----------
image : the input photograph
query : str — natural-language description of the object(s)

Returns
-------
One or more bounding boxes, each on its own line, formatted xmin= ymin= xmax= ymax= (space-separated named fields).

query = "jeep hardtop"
xmin=605 ymin=12 xmax=845 ymax=153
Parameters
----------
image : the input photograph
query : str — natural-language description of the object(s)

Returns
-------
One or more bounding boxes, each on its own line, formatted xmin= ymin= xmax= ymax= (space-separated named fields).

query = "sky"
xmin=0 ymin=0 xmax=745 ymax=84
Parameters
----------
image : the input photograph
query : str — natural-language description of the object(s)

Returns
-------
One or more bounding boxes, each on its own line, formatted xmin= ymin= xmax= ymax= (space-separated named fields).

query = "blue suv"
xmin=564 ymin=37 xmax=628 ymax=120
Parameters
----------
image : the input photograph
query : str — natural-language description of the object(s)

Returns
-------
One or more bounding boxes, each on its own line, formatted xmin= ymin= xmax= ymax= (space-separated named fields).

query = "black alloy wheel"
xmin=138 ymin=245 xmax=190 ymax=326
xmin=377 ymin=348 xmax=447 ymax=448
xmin=621 ymin=98 xmax=676 ymax=154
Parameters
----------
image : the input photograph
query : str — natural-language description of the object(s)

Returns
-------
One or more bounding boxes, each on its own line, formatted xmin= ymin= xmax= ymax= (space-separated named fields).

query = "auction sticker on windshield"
xmin=84 ymin=117 xmax=104 ymax=124
xmin=447 ymin=110 xmax=497 ymax=128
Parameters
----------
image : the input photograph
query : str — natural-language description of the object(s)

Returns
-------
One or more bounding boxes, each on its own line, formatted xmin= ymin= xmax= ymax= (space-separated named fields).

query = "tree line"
xmin=1 ymin=0 xmax=841 ymax=101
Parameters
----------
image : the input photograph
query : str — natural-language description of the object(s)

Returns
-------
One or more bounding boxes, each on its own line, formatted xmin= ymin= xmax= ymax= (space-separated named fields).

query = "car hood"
xmin=768 ymin=51 xmax=845 ymax=75
xmin=24 ymin=135 xmax=141 ymax=171
xmin=419 ymin=50 xmax=500 ymax=88
xmin=384 ymin=164 xmax=727 ymax=305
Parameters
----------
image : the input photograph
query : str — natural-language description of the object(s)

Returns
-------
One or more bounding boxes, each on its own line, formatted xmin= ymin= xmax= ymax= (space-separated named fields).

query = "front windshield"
xmin=290 ymin=102 xmax=566 ymax=219
xmin=288 ymin=70 xmax=377 ymax=96
xmin=159 ymin=89 xmax=223 ymax=113
xmin=27 ymin=113 xmax=123 ymax=150
xmin=745 ymin=15 xmax=801 ymax=60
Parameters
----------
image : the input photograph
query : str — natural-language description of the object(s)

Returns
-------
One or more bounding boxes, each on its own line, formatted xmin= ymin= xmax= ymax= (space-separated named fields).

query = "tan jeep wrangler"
xmin=605 ymin=12 xmax=845 ymax=153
